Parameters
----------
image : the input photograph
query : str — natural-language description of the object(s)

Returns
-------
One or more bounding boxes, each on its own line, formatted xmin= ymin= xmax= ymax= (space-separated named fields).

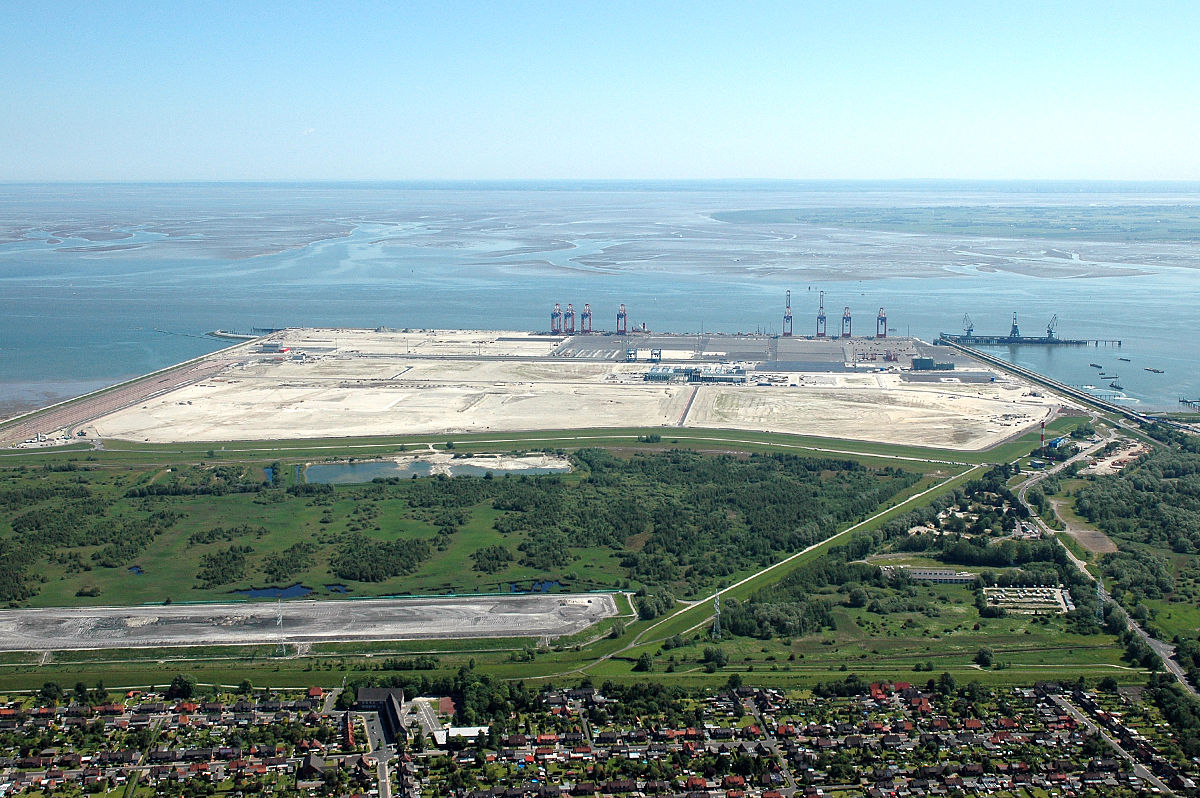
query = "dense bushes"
xmin=514 ymin=448 xmax=921 ymax=596
xmin=1075 ymin=448 xmax=1200 ymax=553
xmin=0 ymin=488 xmax=181 ymax=599
xmin=1141 ymin=422 xmax=1200 ymax=453
xmin=127 ymin=464 xmax=266 ymax=497
xmin=1174 ymin=637 xmax=1200 ymax=687
xmin=1147 ymin=673 xmax=1200 ymax=759
xmin=196 ymin=545 xmax=252 ymax=587
xmin=331 ymin=534 xmax=431 ymax=582
xmin=470 ymin=545 xmax=513 ymax=574
xmin=0 ymin=447 xmax=919 ymax=602
xmin=1103 ymin=549 xmax=1174 ymax=601
xmin=720 ymin=596 xmax=834 ymax=639
xmin=189 ymin=524 xmax=269 ymax=546
xmin=634 ymin=588 xmax=676 ymax=620
xmin=262 ymin=541 xmax=317 ymax=582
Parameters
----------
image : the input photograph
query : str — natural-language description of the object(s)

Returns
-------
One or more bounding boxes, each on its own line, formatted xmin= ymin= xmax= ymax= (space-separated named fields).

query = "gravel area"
xmin=0 ymin=594 xmax=618 ymax=651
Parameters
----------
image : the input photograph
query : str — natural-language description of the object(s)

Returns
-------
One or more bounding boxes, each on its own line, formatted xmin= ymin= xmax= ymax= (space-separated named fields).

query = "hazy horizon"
xmin=3 ymin=2 xmax=1199 ymax=182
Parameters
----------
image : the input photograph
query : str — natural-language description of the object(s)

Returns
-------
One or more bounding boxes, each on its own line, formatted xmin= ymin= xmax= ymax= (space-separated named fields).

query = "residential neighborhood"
xmin=0 ymin=676 xmax=1197 ymax=796
xmin=397 ymin=680 xmax=1198 ymax=798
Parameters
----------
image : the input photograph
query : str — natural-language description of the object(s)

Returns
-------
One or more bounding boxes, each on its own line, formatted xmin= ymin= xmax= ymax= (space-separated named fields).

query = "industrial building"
xmin=355 ymin=687 xmax=407 ymax=744
xmin=643 ymin=365 xmax=747 ymax=384
xmin=883 ymin=566 xmax=976 ymax=584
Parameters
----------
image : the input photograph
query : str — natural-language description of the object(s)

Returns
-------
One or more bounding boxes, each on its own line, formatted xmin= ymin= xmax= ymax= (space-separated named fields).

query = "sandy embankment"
xmin=414 ymin=452 xmax=570 ymax=474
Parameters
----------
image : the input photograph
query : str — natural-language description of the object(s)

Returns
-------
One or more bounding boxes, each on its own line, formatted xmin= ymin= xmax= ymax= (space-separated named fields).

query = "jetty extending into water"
xmin=940 ymin=333 xmax=1122 ymax=347
xmin=938 ymin=339 xmax=1151 ymax=425
xmin=208 ymin=327 xmax=283 ymax=341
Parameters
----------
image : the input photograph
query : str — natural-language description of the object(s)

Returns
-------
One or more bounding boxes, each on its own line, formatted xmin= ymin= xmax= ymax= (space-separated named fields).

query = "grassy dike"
xmin=3 ymin=417 xmax=1077 ymax=468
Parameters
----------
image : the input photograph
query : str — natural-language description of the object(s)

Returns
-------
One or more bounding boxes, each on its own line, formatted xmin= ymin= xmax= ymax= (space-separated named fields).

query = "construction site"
xmin=13 ymin=294 xmax=1074 ymax=451
xmin=0 ymin=594 xmax=618 ymax=651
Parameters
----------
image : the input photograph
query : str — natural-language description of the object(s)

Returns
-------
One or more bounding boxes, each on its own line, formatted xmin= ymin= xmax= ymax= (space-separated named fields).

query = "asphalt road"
xmin=1016 ymin=424 xmax=1197 ymax=697
xmin=1050 ymin=695 xmax=1174 ymax=795
xmin=411 ymin=699 xmax=441 ymax=736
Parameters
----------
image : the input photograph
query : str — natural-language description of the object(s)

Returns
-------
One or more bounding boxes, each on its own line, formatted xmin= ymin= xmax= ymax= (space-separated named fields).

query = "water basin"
xmin=510 ymin=580 xmax=564 ymax=593
xmin=233 ymin=584 xmax=313 ymax=599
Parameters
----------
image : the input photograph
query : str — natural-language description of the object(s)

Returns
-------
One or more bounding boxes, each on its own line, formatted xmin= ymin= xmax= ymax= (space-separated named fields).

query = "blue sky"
xmin=2 ymin=1 xmax=1198 ymax=180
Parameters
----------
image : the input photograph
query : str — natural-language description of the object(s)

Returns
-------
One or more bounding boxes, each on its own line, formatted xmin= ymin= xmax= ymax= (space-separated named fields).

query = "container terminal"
xmin=9 ymin=292 xmax=1132 ymax=451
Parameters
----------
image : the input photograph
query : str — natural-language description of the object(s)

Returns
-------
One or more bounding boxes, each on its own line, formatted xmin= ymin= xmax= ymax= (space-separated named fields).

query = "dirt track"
xmin=1050 ymin=498 xmax=1118 ymax=554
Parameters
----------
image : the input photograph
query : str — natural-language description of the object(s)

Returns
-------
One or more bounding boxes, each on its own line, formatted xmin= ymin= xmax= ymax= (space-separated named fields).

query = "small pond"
xmin=233 ymin=584 xmax=313 ymax=599
xmin=511 ymin=580 xmax=564 ymax=593
xmin=128 ymin=565 xmax=144 ymax=575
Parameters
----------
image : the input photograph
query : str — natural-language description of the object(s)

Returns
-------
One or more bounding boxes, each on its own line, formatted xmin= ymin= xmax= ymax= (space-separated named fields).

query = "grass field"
xmin=3 ymin=430 xmax=955 ymax=608
xmin=0 ymin=422 xmax=1133 ymax=693
xmin=1142 ymin=599 xmax=1200 ymax=640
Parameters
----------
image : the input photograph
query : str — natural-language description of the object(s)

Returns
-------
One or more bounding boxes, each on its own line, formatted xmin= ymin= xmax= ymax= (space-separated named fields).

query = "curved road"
xmin=1015 ymin=422 xmax=1196 ymax=697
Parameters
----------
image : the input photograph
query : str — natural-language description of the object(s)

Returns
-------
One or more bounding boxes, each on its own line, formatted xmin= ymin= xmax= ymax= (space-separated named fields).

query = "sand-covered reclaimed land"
xmin=388 ymin=452 xmax=571 ymax=475
xmin=83 ymin=328 xmax=1070 ymax=451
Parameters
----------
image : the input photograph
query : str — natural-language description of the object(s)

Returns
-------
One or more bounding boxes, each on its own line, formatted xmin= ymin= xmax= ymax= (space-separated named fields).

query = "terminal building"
xmin=911 ymin=357 xmax=955 ymax=372
xmin=643 ymin=365 xmax=747 ymax=384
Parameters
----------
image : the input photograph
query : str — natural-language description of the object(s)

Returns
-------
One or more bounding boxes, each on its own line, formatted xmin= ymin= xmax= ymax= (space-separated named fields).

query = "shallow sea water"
xmin=1 ymin=181 xmax=1197 ymax=412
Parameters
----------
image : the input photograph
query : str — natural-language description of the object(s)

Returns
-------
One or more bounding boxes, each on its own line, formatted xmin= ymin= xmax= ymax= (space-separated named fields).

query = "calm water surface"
xmin=1 ymin=181 xmax=1197 ymax=412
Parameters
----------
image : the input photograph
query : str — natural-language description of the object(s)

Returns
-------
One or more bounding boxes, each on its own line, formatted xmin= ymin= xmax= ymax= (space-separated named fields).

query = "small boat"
xmin=1118 ymin=357 xmax=1131 ymax=362
xmin=1089 ymin=363 xmax=1103 ymax=368
xmin=1144 ymin=367 xmax=1164 ymax=374
xmin=1109 ymin=379 xmax=1124 ymax=390
xmin=1082 ymin=384 xmax=1097 ymax=390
